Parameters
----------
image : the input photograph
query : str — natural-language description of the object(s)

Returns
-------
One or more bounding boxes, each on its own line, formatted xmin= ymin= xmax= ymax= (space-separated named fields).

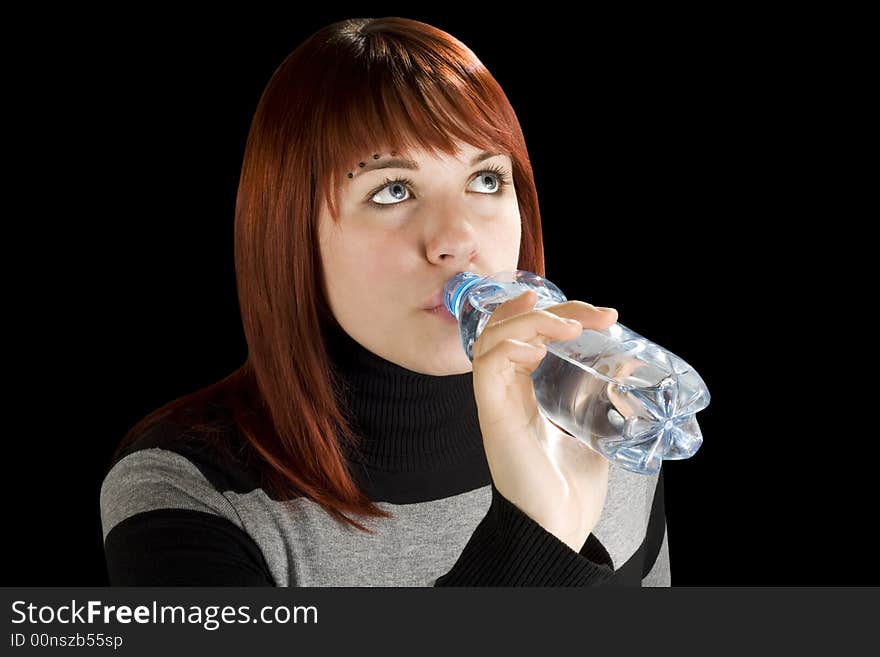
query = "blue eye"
xmin=365 ymin=163 xmax=513 ymax=211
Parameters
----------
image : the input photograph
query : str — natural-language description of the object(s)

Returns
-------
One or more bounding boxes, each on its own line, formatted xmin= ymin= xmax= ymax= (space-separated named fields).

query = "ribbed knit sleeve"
xmin=433 ymin=483 xmax=615 ymax=586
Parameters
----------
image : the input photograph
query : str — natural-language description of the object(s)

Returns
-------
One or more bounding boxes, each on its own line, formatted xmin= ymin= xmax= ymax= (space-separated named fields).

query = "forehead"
xmin=356 ymin=140 xmax=493 ymax=165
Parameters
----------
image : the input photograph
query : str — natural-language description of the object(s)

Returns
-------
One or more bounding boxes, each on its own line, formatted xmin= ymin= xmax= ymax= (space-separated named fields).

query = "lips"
xmin=422 ymin=291 xmax=445 ymax=311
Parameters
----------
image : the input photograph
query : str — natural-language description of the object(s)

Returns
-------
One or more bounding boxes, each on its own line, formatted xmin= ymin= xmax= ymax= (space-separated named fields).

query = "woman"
xmin=99 ymin=16 xmax=670 ymax=586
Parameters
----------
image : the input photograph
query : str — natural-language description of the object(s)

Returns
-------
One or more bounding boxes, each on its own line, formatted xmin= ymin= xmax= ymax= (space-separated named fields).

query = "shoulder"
xmin=111 ymin=400 xmax=260 ymax=490
xmin=100 ymin=402 xmax=260 ymax=542
xmin=100 ymin=402 xmax=278 ymax=586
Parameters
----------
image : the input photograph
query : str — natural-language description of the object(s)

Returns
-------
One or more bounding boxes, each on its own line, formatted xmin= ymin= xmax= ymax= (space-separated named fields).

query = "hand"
xmin=471 ymin=289 xmax=619 ymax=551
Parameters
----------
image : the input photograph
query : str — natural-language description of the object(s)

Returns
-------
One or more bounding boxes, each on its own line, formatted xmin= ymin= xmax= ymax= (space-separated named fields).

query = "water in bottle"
xmin=443 ymin=270 xmax=710 ymax=475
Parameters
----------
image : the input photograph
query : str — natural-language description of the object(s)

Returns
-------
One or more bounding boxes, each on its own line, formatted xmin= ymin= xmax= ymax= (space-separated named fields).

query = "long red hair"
xmin=110 ymin=17 xmax=546 ymax=533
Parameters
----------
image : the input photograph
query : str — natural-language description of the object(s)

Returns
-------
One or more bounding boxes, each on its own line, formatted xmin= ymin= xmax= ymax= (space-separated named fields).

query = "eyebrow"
xmin=356 ymin=151 xmax=504 ymax=175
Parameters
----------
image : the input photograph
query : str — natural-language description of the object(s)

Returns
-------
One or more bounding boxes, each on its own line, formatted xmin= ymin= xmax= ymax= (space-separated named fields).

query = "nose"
xmin=424 ymin=204 xmax=479 ymax=264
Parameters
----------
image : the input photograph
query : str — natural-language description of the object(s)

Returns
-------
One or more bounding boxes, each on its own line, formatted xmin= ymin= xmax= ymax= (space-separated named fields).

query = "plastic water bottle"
xmin=443 ymin=270 xmax=710 ymax=475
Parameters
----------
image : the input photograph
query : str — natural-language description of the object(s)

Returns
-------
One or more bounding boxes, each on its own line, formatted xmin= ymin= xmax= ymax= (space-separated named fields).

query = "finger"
xmin=474 ymin=337 xmax=548 ymax=381
xmin=485 ymin=289 xmax=538 ymax=328
xmin=607 ymin=382 xmax=638 ymax=419
xmin=549 ymin=304 xmax=618 ymax=331
xmin=616 ymin=355 xmax=641 ymax=380
xmin=471 ymin=338 xmax=548 ymax=434
xmin=606 ymin=357 xmax=644 ymax=418
xmin=480 ymin=306 xmax=586 ymax=354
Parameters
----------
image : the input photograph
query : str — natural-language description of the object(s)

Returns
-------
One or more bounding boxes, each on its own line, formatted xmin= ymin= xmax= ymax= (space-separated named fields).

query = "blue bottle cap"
xmin=443 ymin=271 xmax=484 ymax=320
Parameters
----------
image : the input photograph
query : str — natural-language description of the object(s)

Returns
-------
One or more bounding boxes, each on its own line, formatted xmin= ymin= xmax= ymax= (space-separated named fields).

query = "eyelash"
xmin=365 ymin=163 xmax=513 ymax=211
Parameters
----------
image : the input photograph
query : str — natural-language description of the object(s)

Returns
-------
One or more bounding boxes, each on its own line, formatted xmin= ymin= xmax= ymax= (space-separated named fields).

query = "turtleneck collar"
xmin=321 ymin=317 xmax=485 ymax=473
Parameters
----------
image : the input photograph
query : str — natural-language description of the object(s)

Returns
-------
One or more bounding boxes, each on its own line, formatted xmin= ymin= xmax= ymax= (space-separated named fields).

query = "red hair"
xmin=110 ymin=17 xmax=546 ymax=533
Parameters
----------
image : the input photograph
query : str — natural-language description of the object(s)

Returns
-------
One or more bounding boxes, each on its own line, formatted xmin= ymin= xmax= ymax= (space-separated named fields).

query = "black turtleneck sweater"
xmin=100 ymin=320 xmax=670 ymax=586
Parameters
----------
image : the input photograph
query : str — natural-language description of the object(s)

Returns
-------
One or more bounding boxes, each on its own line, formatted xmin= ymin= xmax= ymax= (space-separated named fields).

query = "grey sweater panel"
xmin=100 ymin=446 xmax=668 ymax=586
xmin=642 ymin=525 xmax=671 ymax=586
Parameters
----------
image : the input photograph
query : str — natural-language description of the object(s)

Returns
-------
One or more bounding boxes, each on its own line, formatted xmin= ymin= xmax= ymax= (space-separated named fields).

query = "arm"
xmin=433 ymin=482 xmax=615 ymax=586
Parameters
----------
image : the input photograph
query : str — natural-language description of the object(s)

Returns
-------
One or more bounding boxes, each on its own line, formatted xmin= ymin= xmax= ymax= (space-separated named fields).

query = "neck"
xmin=321 ymin=317 xmax=484 ymax=472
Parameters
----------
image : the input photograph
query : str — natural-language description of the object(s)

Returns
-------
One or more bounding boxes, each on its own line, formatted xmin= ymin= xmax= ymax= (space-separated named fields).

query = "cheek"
xmin=491 ymin=201 xmax=522 ymax=257
xmin=327 ymin=231 xmax=410 ymax=300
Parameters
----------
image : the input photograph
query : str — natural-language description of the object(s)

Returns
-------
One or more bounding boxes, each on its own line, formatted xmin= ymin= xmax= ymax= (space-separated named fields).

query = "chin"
xmin=430 ymin=348 xmax=473 ymax=375
xmin=423 ymin=363 xmax=472 ymax=376
xmin=406 ymin=343 xmax=471 ymax=375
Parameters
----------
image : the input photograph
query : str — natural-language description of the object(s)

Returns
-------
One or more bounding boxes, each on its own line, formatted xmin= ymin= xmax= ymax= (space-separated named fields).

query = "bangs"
xmin=313 ymin=40 xmax=519 ymax=221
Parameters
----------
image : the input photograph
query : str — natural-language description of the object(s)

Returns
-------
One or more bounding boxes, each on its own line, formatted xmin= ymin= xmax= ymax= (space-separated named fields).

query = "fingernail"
xmin=596 ymin=307 xmax=616 ymax=312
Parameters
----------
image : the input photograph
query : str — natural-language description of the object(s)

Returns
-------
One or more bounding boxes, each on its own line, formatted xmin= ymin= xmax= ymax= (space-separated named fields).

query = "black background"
xmin=8 ymin=9 xmax=864 ymax=586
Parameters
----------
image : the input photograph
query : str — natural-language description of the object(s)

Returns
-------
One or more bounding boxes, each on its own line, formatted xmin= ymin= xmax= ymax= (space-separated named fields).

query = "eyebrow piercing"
xmin=346 ymin=151 xmax=397 ymax=180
